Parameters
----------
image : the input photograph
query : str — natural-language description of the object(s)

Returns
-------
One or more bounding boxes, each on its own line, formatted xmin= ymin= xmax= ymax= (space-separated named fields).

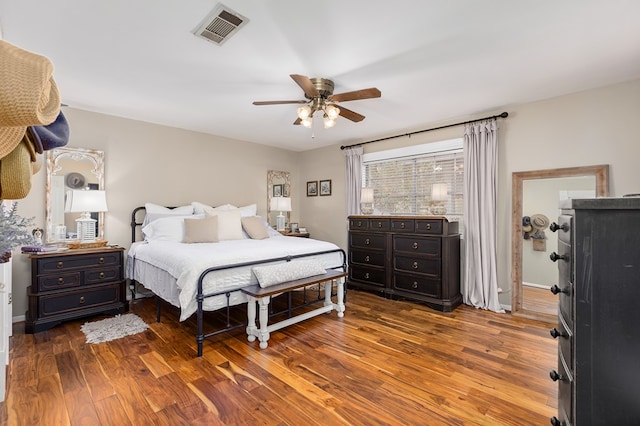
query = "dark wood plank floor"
xmin=0 ymin=290 xmax=557 ymax=425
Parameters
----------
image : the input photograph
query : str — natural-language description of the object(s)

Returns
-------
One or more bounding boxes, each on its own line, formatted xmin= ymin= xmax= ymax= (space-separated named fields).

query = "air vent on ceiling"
xmin=192 ymin=3 xmax=248 ymax=46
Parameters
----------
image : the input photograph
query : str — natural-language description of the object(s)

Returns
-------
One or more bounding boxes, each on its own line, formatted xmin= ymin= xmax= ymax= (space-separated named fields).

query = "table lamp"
xmin=360 ymin=188 xmax=374 ymax=214
xmin=270 ymin=196 xmax=291 ymax=231
xmin=429 ymin=183 xmax=448 ymax=215
xmin=65 ymin=190 xmax=108 ymax=242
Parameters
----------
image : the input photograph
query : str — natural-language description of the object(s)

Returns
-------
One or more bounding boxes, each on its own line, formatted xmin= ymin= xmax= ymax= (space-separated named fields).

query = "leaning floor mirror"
xmin=45 ymin=147 xmax=105 ymax=243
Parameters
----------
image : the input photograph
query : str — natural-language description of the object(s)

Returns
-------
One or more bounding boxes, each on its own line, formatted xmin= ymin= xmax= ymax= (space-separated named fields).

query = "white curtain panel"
xmin=463 ymin=119 xmax=504 ymax=312
xmin=343 ymin=146 xmax=363 ymax=216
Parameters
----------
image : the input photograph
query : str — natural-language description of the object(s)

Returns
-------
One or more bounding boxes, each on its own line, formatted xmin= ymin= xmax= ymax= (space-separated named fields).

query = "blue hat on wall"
xmin=25 ymin=110 xmax=69 ymax=152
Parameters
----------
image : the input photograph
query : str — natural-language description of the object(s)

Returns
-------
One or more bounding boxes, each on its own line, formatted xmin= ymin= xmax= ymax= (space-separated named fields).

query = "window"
xmin=362 ymin=139 xmax=463 ymax=220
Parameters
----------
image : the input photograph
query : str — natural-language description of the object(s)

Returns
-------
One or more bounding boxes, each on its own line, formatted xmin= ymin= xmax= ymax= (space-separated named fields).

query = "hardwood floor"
xmin=1 ymin=290 xmax=557 ymax=425
xmin=522 ymin=285 xmax=557 ymax=316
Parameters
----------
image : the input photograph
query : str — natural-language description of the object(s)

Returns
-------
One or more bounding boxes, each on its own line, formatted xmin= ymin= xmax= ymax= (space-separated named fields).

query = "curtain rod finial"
xmin=499 ymin=112 xmax=508 ymax=118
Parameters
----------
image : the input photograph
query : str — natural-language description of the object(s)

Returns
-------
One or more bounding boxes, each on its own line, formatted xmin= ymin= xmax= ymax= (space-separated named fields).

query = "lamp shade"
xmin=65 ymin=190 xmax=108 ymax=213
xmin=431 ymin=183 xmax=448 ymax=202
xmin=270 ymin=196 xmax=291 ymax=212
xmin=361 ymin=188 xmax=374 ymax=203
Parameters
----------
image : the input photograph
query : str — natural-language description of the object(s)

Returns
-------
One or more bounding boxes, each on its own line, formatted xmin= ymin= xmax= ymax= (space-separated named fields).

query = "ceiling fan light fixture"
xmin=324 ymin=104 xmax=340 ymax=120
xmin=323 ymin=114 xmax=336 ymax=128
xmin=301 ymin=116 xmax=313 ymax=128
xmin=297 ymin=105 xmax=311 ymax=120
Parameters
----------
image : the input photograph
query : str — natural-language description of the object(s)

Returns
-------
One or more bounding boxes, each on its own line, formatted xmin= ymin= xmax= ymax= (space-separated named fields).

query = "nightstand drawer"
xmin=350 ymin=250 xmax=385 ymax=267
xmin=37 ymin=252 xmax=121 ymax=273
xmin=38 ymin=272 xmax=81 ymax=292
xmin=394 ymin=236 xmax=440 ymax=256
xmin=350 ymin=233 xmax=385 ymax=250
xmin=38 ymin=283 xmax=122 ymax=318
xmin=349 ymin=266 xmax=385 ymax=287
xmin=391 ymin=219 xmax=414 ymax=232
xmin=84 ymin=267 xmax=121 ymax=285
xmin=394 ymin=255 xmax=440 ymax=277
xmin=393 ymin=273 xmax=441 ymax=298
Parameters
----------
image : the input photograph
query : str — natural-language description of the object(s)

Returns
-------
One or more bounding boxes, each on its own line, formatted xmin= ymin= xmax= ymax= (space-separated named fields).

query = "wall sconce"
xmin=269 ymin=196 xmax=291 ymax=231
xmin=360 ymin=187 xmax=374 ymax=215
xmin=430 ymin=183 xmax=448 ymax=215
xmin=65 ymin=190 xmax=108 ymax=242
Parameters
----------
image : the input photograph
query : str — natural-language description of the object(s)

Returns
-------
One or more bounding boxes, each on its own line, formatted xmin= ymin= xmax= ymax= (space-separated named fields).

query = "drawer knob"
xmin=98 ymin=257 xmax=105 ymax=264
xmin=412 ymin=281 xmax=418 ymax=289
xmin=79 ymin=296 xmax=85 ymax=304
xmin=377 ymin=222 xmax=382 ymax=228
xmin=549 ymin=222 xmax=568 ymax=232
xmin=400 ymin=222 xmax=405 ymax=229
xmin=550 ymin=285 xmax=568 ymax=295
xmin=364 ymin=273 xmax=370 ymax=279
xmin=357 ymin=221 xmax=362 ymax=227
xmin=412 ymin=261 xmax=418 ymax=269
xmin=57 ymin=261 xmax=63 ymax=269
xmin=58 ymin=278 xmax=64 ymax=285
xmin=426 ymin=224 xmax=431 ymax=230
xmin=412 ymin=242 xmax=418 ymax=249
xmin=549 ymin=252 xmax=568 ymax=262
xmin=364 ymin=255 xmax=370 ymax=262
xmin=550 ymin=417 xmax=566 ymax=426
xmin=549 ymin=370 xmax=563 ymax=382
xmin=365 ymin=238 xmax=370 ymax=245
xmin=549 ymin=328 xmax=565 ymax=339
xmin=99 ymin=272 xmax=105 ymax=279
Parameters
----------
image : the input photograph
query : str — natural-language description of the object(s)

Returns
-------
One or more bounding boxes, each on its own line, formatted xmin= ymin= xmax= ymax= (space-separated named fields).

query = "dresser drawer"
xmin=350 ymin=250 xmax=385 ymax=267
xmin=369 ymin=218 xmax=390 ymax=231
xmin=557 ymin=215 xmax=572 ymax=245
xmin=350 ymin=233 xmax=386 ymax=250
xmin=37 ymin=252 xmax=121 ymax=273
xmin=555 ymin=348 xmax=574 ymax=426
xmin=393 ymin=273 xmax=441 ymax=298
xmin=415 ymin=219 xmax=444 ymax=235
xmin=38 ymin=272 xmax=81 ymax=292
xmin=391 ymin=219 xmax=414 ymax=232
xmin=84 ymin=266 xmax=121 ymax=285
xmin=394 ymin=255 xmax=440 ymax=277
xmin=349 ymin=266 xmax=385 ymax=287
xmin=554 ymin=312 xmax=573 ymax=370
xmin=394 ymin=236 xmax=441 ymax=256
xmin=38 ymin=283 xmax=122 ymax=318
xmin=349 ymin=218 xmax=369 ymax=230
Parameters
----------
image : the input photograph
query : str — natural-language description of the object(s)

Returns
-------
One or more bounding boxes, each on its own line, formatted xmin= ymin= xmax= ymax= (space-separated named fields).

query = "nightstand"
xmin=279 ymin=231 xmax=310 ymax=238
xmin=25 ymin=246 xmax=128 ymax=333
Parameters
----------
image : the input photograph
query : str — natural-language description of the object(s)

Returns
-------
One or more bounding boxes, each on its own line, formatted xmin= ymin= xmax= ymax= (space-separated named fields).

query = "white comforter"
xmin=127 ymin=236 xmax=343 ymax=321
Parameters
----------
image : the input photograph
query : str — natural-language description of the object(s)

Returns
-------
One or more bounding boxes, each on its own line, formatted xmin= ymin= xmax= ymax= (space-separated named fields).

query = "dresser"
xmin=26 ymin=246 xmax=128 ymax=333
xmin=347 ymin=215 xmax=461 ymax=311
xmin=549 ymin=198 xmax=640 ymax=425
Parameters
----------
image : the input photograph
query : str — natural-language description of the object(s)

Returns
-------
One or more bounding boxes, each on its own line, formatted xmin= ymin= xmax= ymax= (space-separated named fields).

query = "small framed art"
xmin=273 ymin=184 xmax=283 ymax=197
xmin=307 ymin=181 xmax=318 ymax=196
xmin=290 ymin=222 xmax=299 ymax=233
xmin=320 ymin=179 xmax=332 ymax=196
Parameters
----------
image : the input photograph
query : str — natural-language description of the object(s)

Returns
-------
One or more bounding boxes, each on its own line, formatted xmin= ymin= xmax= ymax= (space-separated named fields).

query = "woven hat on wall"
xmin=531 ymin=213 xmax=550 ymax=230
xmin=0 ymin=40 xmax=61 ymax=159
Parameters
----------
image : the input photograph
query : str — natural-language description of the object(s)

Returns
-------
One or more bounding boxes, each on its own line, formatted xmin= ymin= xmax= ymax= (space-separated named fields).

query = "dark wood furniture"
xmin=347 ymin=215 xmax=461 ymax=312
xmin=279 ymin=231 xmax=310 ymax=238
xmin=549 ymin=197 xmax=640 ymax=425
xmin=25 ymin=246 xmax=128 ymax=333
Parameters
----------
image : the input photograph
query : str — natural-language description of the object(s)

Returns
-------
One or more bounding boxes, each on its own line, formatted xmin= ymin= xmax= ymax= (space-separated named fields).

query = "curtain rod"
xmin=339 ymin=111 xmax=509 ymax=150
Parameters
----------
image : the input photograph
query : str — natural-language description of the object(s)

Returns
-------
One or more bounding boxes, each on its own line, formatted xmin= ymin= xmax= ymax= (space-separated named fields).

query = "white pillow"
xmin=205 ymin=209 xmax=243 ymax=241
xmin=144 ymin=203 xmax=194 ymax=226
xmin=253 ymin=260 xmax=327 ymax=288
xmin=192 ymin=202 xmax=237 ymax=215
xmin=142 ymin=216 xmax=186 ymax=242
xmin=238 ymin=204 xmax=257 ymax=217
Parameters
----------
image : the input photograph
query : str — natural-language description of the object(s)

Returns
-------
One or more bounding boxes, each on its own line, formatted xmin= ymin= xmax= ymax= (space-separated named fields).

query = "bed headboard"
xmin=131 ymin=206 xmax=181 ymax=243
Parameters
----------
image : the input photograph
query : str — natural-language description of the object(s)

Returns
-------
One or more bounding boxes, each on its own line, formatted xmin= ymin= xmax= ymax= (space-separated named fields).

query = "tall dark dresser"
xmin=548 ymin=198 xmax=640 ymax=425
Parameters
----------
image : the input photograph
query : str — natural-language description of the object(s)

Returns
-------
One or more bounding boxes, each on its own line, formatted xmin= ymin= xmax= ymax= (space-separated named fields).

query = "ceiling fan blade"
xmin=253 ymin=100 xmax=308 ymax=106
xmin=293 ymin=117 xmax=302 ymax=125
xmin=290 ymin=74 xmax=319 ymax=98
xmin=330 ymin=87 xmax=381 ymax=102
xmin=338 ymin=105 xmax=365 ymax=122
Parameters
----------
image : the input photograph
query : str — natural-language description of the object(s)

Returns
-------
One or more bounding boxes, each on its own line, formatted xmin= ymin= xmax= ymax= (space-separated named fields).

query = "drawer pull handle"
xmin=549 ymin=328 xmax=565 ymax=339
xmin=549 ymin=252 xmax=568 ymax=262
xmin=79 ymin=296 xmax=85 ymax=304
xmin=364 ymin=273 xmax=370 ymax=279
xmin=365 ymin=238 xmax=370 ymax=245
xmin=400 ymin=222 xmax=405 ymax=229
xmin=550 ymin=417 xmax=564 ymax=426
xmin=99 ymin=272 xmax=105 ymax=279
xmin=377 ymin=222 xmax=382 ymax=228
xmin=549 ymin=370 xmax=563 ymax=382
xmin=57 ymin=261 xmax=63 ymax=269
xmin=412 ymin=242 xmax=418 ymax=249
xmin=357 ymin=221 xmax=362 ymax=227
xmin=412 ymin=262 xmax=418 ymax=269
xmin=98 ymin=257 xmax=105 ymax=264
xmin=364 ymin=255 xmax=370 ymax=262
xmin=412 ymin=281 xmax=418 ymax=289
xmin=550 ymin=285 xmax=569 ymax=295
xmin=426 ymin=224 xmax=431 ymax=230
xmin=58 ymin=278 xmax=64 ymax=285
xmin=549 ymin=222 xmax=568 ymax=232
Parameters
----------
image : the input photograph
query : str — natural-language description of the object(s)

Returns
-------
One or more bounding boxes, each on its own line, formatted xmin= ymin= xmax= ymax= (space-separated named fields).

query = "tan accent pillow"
xmin=241 ymin=216 xmax=270 ymax=240
xmin=204 ymin=209 xmax=243 ymax=241
xmin=183 ymin=216 xmax=218 ymax=243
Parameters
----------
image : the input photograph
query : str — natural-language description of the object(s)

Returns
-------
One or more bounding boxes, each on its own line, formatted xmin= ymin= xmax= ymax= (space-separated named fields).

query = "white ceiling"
xmin=1 ymin=1 xmax=639 ymax=152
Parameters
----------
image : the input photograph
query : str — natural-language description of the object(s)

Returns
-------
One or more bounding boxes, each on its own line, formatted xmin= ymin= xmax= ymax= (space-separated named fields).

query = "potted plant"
xmin=0 ymin=201 xmax=36 ymax=263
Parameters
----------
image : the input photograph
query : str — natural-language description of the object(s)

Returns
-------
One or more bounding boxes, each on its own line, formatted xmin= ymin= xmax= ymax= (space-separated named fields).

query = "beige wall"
xmin=11 ymin=78 xmax=640 ymax=320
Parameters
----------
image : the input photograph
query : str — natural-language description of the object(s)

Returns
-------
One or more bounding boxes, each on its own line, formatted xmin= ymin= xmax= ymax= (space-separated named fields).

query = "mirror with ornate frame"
xmin=511 ymin=164 xmax=609 ymax=323
xmin=267 ymin=170 xmax=291 ymax=229
xmin=45 ymin=147 xmax=105 ymax=243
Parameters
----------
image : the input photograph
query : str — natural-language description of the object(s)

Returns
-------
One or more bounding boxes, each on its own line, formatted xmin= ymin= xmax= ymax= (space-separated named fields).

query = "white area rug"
xmin=81 ymin=314 xmax=149 ymax=344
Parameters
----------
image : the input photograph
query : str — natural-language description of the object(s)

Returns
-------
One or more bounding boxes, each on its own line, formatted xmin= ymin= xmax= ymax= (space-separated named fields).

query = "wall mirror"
xmin=511 ymin=164 xmax=609 ymax=323
xmin=45 ymin=147 xmax=105 ymax=243
xmin=267 ymin=170 xmax=291 ymax=229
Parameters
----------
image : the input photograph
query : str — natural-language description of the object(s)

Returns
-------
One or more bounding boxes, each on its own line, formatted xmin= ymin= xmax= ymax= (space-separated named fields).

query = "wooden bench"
xmin=241 ymin=269 xmax=347 ymax=349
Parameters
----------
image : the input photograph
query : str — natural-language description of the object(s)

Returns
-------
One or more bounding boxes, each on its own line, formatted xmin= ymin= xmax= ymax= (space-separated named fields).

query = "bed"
xmin=125 ymin=203 xmax=347 ymax=355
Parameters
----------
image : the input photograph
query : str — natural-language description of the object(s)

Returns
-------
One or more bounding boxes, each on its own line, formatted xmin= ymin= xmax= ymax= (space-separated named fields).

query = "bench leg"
xmin=336 ymin=278 xmax=345 ymax=318
xmin=257 ymin=296 xmax=271 ymax=349
xmin=246 ymin=296 xmax=257 ymax=343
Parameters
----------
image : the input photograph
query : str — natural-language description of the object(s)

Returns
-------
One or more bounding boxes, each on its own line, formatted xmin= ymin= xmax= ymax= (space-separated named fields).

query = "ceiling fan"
xmin=252 ymin=74 xmax=381 ymax=128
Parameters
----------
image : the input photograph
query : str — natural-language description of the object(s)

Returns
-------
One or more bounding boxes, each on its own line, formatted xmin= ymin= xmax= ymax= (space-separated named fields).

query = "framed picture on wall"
xmin=307 ymin=181 xmax=318 ymax=196
xmin=320 ymin=179 xmax=332 ymax=196
xmin=273 ymin=184 xmax=283 ymax=197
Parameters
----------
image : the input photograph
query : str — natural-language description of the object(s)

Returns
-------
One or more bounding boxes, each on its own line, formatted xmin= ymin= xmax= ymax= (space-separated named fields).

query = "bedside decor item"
xmin=320 ymin=179 xmax=332 ymax=196
xmin=307 ymin=181 xmax=318 ymax=196
xmin=429 ymin=183 xmax=448 ymax=215
xmin=65 ymin=190 xmax=108 ymax=243
xmin=360 ymin=187 xmax=374 ymax=214
xmin=269 ymin=196 xmax=291 ymax=231
xmin=0 ymin=201 xmax=35 ymax=261
xmin=290 ymin=222 xmax=298 ymax=233
xmin=81 ymin=313 xmax=148 ymax=344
